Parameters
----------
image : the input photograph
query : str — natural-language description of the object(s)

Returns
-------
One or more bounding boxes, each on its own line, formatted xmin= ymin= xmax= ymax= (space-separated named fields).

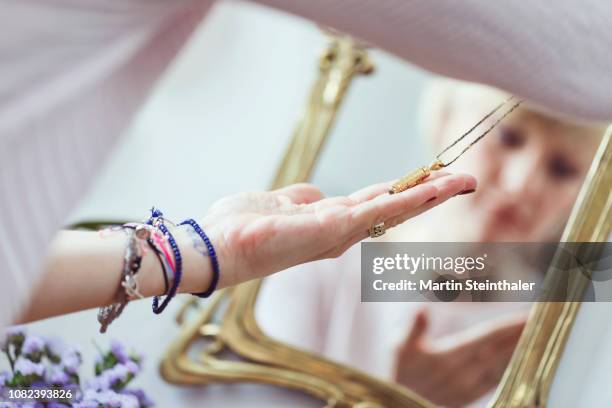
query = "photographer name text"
xmin=372 ymin=279 xmax=535 ymax=292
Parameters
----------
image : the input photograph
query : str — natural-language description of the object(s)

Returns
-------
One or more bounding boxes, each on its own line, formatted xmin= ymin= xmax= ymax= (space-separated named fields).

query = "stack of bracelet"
xmin=97 ymin=226 xmax=144 ymax=333
xmin=97 ymin=207 xmax=221 ymax=333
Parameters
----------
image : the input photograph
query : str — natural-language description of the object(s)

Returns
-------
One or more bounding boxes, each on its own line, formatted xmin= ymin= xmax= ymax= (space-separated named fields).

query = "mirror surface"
xmin=254 ymin=57 xmax=606 ymax=407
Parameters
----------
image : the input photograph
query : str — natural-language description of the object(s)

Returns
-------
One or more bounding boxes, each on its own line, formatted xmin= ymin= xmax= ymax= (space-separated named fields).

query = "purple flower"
xmin=0 ymin=371 xmax=9 ymax=394
xmin=81 ymin=388 xmax=139 ymax=408
xmin=125 ymin=360 xmax=140 ymax=375
xmin=87 ymin=362 xmax=136 ymax=393
xmin=44 ymin=337 xmax=66 ymax=361
xmin=85 ymin=372 xmax=111 ymax=391
xmin=6 ymin=326 xmax=26 ymax=338
xmin=2 ymin=325 xmax=26 ymax=351
xmin=110 ymin=340 xmax=130 ymax=364
xmin=22 ymin=335 xmax=46 ymax=356
xmin=114 ymin=393 xmax=141 ymax=408
xmin=72 ymin=402 xmax=99 ymax=408
xmin=94 ymin=353 xmax=103 ymax=367
xmin=2 ymin=334 xmax=153 ymax=407
xmin=110 ymin=364 xmax=130 ymax=382
xmin=60 ymin=349 xmax=82 ymax=374
xmin=30 ymin=380 xmax=52 ymax=389
xmin=4 ymin=402 xmax=44 ymax=408
xmin=45 ymin=365 xmax=70 ymax=386
xmin=14 ymin=357 xmax=45 ymax=378
xmin=123 ymin=389 xmax=154 ymax=407
xmin=19 ymin=403 xmax=45 ymax=408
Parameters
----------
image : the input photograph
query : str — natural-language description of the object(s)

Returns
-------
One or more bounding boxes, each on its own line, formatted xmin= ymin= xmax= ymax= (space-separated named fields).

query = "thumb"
xmin=404 ymin=309 xmax=429 ymax=348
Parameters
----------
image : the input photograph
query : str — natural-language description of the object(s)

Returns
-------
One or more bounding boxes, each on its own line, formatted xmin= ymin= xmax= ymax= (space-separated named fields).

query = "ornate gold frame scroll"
xmin=160 ymin=31 xmax=612 ymax=407
xmin=490 ymin=128 xmax=612 ymax=408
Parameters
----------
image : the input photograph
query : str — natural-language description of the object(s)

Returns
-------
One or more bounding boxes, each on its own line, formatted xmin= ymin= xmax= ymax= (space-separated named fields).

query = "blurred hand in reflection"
xmin=393 ymin=309 xmax=526 ymax=408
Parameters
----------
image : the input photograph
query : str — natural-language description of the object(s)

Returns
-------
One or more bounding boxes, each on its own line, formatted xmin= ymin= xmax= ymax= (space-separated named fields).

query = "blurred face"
xmin=434 ymin=87 xmax=605 ymax=242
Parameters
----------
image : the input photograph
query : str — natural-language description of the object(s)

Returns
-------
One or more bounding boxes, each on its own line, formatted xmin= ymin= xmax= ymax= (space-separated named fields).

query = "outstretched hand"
xmin=19 ymin=172 xmax=475 ymax=323
xmin=199 ymin=172 xmax=476 ymax=287
xmin=394 ymin=309 xmax=525 ymax=407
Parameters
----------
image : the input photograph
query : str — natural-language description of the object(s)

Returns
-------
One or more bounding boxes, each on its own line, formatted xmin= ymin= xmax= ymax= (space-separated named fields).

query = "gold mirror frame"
xmin=160 ymin=34 xmax=612 ymax=408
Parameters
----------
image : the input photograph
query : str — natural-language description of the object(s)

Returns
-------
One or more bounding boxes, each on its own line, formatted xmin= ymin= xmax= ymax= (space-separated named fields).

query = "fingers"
xmin=429 ymin=172 xmax=476 ymax=199
xmin=384 ymin=173 xmax=477 ymax=229
xmin=318 ymin=174 xmax=475 ymax=265
xmin=433 ymin=367 xmax=496 ymax=408
xmin=397 ymin=313 xmax=522 ymax=408
xmin=446 ymin=328 xmax=521 ymax=405
xmin=404 ymin=309 xmax=429 ymax=348
xmin=283 ymin=173 xmax=475 ymax=264
xmin=474 ymin=318 xmax=526 ymax=349
xmin=349 ymin=181 xmax=394 ymax=203
xmin=394 ymin=308 xmax=436 ymax=391
xmin=271 ymin=183 xmax=325 ymax=204
xmin=444 ymin=316 xmax=525 ymax=369
xmin=348 ymin=172 xmax=451 ymax=204
xmin=351 ymin=182 xmax=438 ymax=229
xmin=351 ymin=173 xmax=476 ymax=236
xmin=426 ymin=321 xmax=520 ymax=407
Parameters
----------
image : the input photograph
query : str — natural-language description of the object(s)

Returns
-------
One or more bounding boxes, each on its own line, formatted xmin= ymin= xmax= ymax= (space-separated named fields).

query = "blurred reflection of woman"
xmin=256 ymin=80 xmax=607 ymax=407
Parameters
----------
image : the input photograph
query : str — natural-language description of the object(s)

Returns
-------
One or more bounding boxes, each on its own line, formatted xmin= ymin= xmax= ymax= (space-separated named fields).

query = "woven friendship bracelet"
xmin=147 ymin=208 xmax=183 ymax=315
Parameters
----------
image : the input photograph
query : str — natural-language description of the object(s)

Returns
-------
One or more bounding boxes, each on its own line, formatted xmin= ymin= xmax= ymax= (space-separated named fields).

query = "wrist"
xmin=174 ymin=226 xmax=214 ymax=295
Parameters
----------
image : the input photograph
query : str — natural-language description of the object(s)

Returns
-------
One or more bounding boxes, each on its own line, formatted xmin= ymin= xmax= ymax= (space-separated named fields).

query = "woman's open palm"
xmin=200 ymin=172 xmax=476 ymax=287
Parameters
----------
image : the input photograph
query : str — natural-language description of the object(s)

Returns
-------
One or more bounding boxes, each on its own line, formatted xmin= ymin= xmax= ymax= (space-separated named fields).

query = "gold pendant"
xmin=389 ymin=96 xmax=522 ymax=195
xmin=389 ymin=159 xmax=445 ymax=194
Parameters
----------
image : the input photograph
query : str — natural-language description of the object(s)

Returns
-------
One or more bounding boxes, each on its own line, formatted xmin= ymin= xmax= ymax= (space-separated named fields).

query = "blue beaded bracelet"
xmin=148 ymin=208 xmax=182 ymax=314
xmin=179 ymin=219 xmax=220 ymax=298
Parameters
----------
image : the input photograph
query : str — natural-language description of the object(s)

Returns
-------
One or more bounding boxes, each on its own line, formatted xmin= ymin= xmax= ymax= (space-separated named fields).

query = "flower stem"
xmin=4 ymin=348 xmax=15 ymax=373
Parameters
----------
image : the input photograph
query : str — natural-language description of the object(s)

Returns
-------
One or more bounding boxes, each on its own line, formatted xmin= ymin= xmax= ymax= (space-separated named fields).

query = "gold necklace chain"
xmin=389 ymin=96 xmax=522 ymax=194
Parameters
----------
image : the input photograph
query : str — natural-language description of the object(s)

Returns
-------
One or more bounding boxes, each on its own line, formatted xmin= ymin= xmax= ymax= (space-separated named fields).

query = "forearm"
xmin=17 ymin=228 xmax=213 ymax=323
